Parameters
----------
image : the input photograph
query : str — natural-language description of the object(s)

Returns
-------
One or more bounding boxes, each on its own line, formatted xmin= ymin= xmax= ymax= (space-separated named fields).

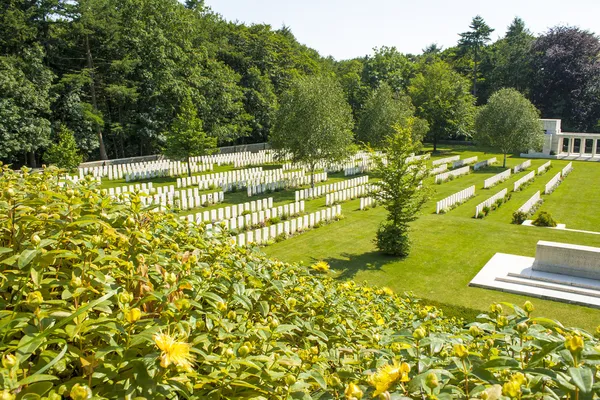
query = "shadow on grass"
xmin=312 ymin=250 xmax=395 ymax=281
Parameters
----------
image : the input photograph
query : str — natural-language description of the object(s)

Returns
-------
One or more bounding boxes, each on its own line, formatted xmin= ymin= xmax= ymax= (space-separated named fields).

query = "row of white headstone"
xmin=537 ymin=161 xmax=552 ymax=175
xmin=435 ymin=166 xmax=470 ymax=184
xmin=430 ymin=164 xmax=448 ymax=176
xmin=61 ymin=175 xmax=102 ymax=186
xmin=406 ymin=154 xmax=431 ymax=163
xmin=359 ymin=197 xmax=376 ymax=210
xmin=185 ymin=197 xmax=274 ymax=224
xmin=483 ymin=169 xmax=511 ymax=189
xmin=518 ymin=191 xmax=541 ymax=214
xmin=475 ymin=188 xmax=508 ymax=217
xmin=544 ymin=172 xmax=562 ymax=194
xmin=139 ymin=191 xmax=224 ymax=211
xmin=432 ymin=155 xmax=459 ymax=167
xmin=452 ymin=156 xmax=478 ymax=169
xmin=107 ymin=182 xmax=154 ymax=196
xmin=190 ymin=201 xmax=306 ymax=233
xmin=229 ymin=205 xmax=342 ymax=247
xmin=295 ymin=176 xmax=369 ymax=201
xmin=344 ymin=164 xmax=370 ymax=176
xmin=177 ymin=167 xmax=262 ymax=188
xmin=124 ymin=163 xmax=214 ymax=182
xmin=473 ymin=157 xmax=497 ymax=171
xmin=247 ymin=172 xmax=328 ymax=197
xmin=191 ymin=150 xmax=286 ymax=168
xmin=325 ymin=185 xmax=370 ymax=206
xmin=436 ymin=185 xmax=476 ymax=214
xmin=513 ymin=171 xmax=535 ymax=192
xmin=79 ymin=149 xmax=278 ymax=180
xmin=562 ymin=162 xmax=573 ymax=177
xmin=513 ymin=160 xmax=531 ymax=173
xmin=232 ymin=151 xmax=276 ymax=168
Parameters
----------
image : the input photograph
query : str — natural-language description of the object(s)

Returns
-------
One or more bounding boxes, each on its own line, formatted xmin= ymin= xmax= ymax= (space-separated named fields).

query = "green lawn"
xmin=264 ymin=147 xmax=600 ymax=330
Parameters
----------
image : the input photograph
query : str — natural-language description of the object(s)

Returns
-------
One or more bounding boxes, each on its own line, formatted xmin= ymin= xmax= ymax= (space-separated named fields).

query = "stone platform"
xmin=470 ymin=250 xmax=600 ymax=308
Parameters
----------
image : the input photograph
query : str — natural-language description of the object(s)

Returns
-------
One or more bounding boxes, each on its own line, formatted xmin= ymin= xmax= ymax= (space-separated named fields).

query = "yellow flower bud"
xmin=344 ymin=382 xmax=363 ymax=399
xmin=284 ymin=374 xmax=296 ymax=386
xmin=469 ymin=325 xmax=483 ymax=337
xmin=0 ymin=390 xmax=15 ymax=400
xmin=69 ymin=384 xmax=92 ymax=400
xmin=453 ymin=344 xmax=469 ymax=359
xmin=2 ymin=354 xmax=17 ymax=369
xmin=216 ymin=302 xmax=227 ymax=312
xmin=425 ymin=372 xmax=439 ymax=389
xmin=523 ymin=301 xmax=534 ymax=314
xmin=565 ymin=334 xmax=585 ymax=356
xmin=26 ymin=291 xmax=43 ymax=307
xmin=125 ymin=308 xmax=142 ymax=324
xmin=31 ymin=234 xmax=41 ymax=246
xmin=413 ymin=327 xmax=427 ymax=341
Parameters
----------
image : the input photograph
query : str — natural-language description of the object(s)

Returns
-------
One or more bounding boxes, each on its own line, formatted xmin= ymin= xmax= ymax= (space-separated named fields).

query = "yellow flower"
xmin=502 ymin=379 xmax=521 ymax=398
xmin=311 ymin=261 xmax=330 ymax=272
xmin=344 ymin=382 xmax=363 ymax=399
xmin=369 ymin=361 xmax=410 ymax=396
xmin=153 ymin=333 xmax=195 ymax=371
xmin=125 ymin=308 xmax=142 ymax=324
xmin=453 ymin=344 xmax=469 ymax=359
xmin=382 ymin=287 xmax=394 ymax=296
xmin=565 ymin=334 xmax=585 ymax=356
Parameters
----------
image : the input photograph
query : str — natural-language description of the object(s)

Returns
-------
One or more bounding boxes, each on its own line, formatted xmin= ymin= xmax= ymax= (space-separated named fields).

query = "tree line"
xmin=2 ymin=1 xmax=599 ymax=167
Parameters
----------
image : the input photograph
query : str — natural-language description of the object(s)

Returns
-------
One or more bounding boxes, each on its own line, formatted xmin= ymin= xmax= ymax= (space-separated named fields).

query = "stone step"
xmin=495 ymin=276 xmax=600 ymax=299
xmin=507 ymin=272 xmax=600 ymax=292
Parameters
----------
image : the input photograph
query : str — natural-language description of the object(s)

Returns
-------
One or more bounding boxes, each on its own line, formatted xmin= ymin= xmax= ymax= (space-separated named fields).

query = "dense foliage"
xmin=1 ymin=168 xmax=600 ymax=399
xmin=3 ymin=2 xmax=600 ymax=167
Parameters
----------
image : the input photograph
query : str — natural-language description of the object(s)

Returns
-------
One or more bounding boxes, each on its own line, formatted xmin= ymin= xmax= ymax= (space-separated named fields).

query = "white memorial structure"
xmin=470 ymin=241 xmax=600 ymax=307
xmin=524 ymin=119 xmax=600 ymax=161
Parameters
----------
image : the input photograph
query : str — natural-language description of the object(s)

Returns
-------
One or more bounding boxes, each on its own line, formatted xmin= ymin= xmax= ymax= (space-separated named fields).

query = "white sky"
xmin=205 ymin=0 xmax=600 ymax=60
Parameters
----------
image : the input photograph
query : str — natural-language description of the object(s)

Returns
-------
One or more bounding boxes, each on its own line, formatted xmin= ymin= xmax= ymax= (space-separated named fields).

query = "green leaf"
xmin=18 ymin=381 xmax=53 ymax=398
xmin=16 ymin=374 xmax=58 ymax=386
xmin=31 ymin=341 xmax=67 ymax=376
xmin=568 ymin=367 xmax=594 ymax=394
xmin=18 ymin=249 xmax=38 ymax=269
xmin=479 ymin=357 xmax=520 ymax=370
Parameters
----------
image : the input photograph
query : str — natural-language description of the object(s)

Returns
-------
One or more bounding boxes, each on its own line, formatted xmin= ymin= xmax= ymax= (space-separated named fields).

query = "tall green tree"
xmin=43 ymin=124 xmax=83 ymax=171
xmin=363 ymin=46 xmax=414 ymax=93
xmin=372 ymin=117 xmax=430 ymax=257
xmin=458 ymin=15 xmax=494 ymax=97
xmin=163 ymin=93 xmax=217 ymax=177
xmin=530 ymin=26 xmax=600 ymax=132
xmin=408 ymin=61 xmax=476 ymax=151
xmin=0 ymin=46 xmax=53 ymax=166
xmin=474 ymin=88 xmax=543 ymax=167
xmin=357 ymin=83 xmax=424 ymax=148
xmin=271 ymin=75 xmax=355 ymax=188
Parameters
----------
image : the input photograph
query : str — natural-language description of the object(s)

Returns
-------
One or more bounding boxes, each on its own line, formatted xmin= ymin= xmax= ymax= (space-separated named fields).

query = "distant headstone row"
xmin=295 ymin=176 xmax=369 ymax=201
xmin=436 ymin=185 xmax=476 ymax=214
xmin=484 ymin=169 xmax=511 ymax=189
xmin=475 ymin=188 xmax=508 ymax=217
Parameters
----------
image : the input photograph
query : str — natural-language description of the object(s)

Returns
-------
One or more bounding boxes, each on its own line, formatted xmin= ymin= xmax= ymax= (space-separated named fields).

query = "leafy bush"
xmin=533 ymin=211 xmax=558 ymax=227
xmin=1 ymin=167 xmax=600 ymax=399
xmin=512 ymin=211 xmax=529 ymax=224
xmin=376 ymin=221 xmax=411 ymax=257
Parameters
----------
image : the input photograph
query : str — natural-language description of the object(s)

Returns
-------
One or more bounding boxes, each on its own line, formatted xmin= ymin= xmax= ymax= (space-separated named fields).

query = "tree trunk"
xmin=85 ymin=34 xmax=108 ymax=160
xmin=503 ymin=153 xmax=507 ymax=168
xmin=27 ymin=151 xmax=36 ymax=168
xmin=433 ymin=135 xmax=438 ymax=152
xmin=310 ymin=163 xmax=315 ymax=189
xmin=187 ymin=156 xmax=192 ymax=177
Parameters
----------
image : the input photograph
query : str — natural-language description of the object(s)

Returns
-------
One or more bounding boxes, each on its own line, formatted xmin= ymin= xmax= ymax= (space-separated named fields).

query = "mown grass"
xmin=265 ymin=147 xmax=600 ymax=330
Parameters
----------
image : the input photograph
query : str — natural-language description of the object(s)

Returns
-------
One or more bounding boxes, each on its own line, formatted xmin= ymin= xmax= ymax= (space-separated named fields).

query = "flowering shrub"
xmin=1 ymin=166 xmax=600 ymax=399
